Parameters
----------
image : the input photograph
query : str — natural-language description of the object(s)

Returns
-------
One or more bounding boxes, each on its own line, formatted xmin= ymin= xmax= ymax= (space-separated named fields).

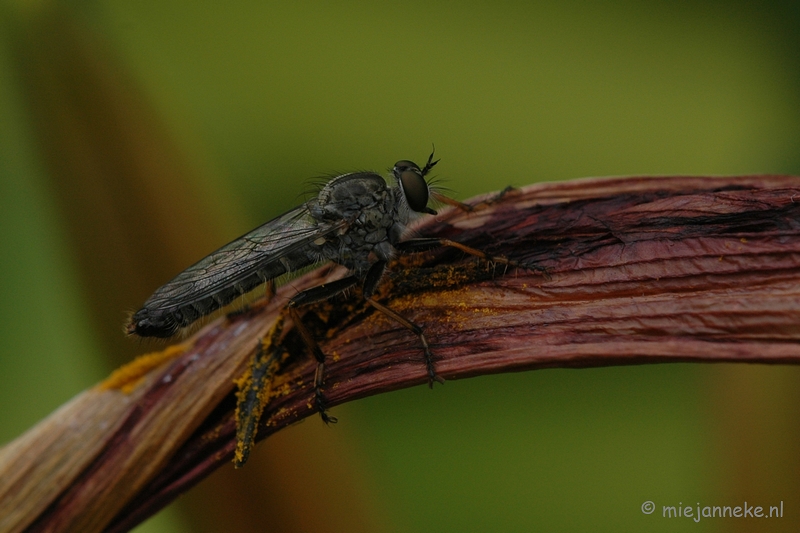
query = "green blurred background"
xmin=2 ymin=1 xmax=800 ymax=532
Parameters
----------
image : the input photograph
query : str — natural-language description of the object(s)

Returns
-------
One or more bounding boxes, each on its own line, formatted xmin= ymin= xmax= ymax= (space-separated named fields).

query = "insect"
xmin=127 ymin=152 xmax=542 ymax=432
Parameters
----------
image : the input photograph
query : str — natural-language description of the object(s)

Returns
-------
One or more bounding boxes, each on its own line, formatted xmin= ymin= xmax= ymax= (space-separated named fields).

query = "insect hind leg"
xmin=288 ymin=275 xmax=360 ymax=424
xmin=226 ymin=280 xmax=276 ymax=322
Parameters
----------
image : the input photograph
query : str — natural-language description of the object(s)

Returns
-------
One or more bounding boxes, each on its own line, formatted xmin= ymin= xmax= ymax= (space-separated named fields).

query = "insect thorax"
xmin=309 ymin=172 xmax=408 ymax=273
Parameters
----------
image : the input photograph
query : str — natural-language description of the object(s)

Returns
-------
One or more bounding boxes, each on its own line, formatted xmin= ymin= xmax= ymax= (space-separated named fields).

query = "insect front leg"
xmin=431 ymin=185 xmax=517 ymax=213
xmin=362 ymin=260 xmax=445 ymax=387
xmin=395 ymin=238 xmax=550 ymax=279
xmin=288 ymin=275 xmax=360 ymax=424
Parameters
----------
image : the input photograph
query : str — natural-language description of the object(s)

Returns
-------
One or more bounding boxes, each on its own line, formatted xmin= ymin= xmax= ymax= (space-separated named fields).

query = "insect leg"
xmin=430 ymin=192 xmax=476 ymax=212
xmin=396 ymin=238 xmax=550 ymax=279
xmin=288 ymin=275 xmax=360 ymax=424
xmin=226 ymin=280 xmax=276 ymax=322
xmin=431 ymin=186 xmax=517 ymax=213
xmin=362 ymin=260 xmax=445 ymax=388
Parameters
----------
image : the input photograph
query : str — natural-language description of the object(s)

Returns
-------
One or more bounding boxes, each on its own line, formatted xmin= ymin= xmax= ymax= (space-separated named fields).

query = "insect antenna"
xmin=420 ymin=146 xmax=440 ymax=177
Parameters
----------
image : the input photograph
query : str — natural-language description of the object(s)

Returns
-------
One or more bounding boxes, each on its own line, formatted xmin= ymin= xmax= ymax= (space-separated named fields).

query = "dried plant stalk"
xmin=2 ymin=175 xmax=800 ymax=533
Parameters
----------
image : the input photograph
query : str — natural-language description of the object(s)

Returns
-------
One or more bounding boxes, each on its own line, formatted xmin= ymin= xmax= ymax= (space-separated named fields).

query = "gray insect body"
xmin=128 ymin=154 xmax=538 ymax=440
xmin=309 ymin=172 xmax=405 ymax=270
xmin=128 ymin=160 xmax=435 ymax=339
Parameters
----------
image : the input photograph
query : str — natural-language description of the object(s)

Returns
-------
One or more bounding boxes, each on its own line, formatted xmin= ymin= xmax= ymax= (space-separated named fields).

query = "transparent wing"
xmin=142 ymin=204 xmax=342 ymax=309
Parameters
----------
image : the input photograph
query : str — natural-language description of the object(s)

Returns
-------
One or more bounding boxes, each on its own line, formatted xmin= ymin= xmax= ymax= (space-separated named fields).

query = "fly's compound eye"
xmin=392 ymin=160 xmax=420 ymax=175
xmin=393 ymin=159 xmax=437 ymax=215
xmin=400 ymin=170 xmax=433 ymax=214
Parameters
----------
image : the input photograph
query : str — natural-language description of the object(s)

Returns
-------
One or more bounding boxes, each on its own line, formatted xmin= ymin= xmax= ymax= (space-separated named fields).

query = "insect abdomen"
xmin=128 ymin=251 xmax=316 ymax=338
xmin=128 ymin=273 xmax=269 ymax=337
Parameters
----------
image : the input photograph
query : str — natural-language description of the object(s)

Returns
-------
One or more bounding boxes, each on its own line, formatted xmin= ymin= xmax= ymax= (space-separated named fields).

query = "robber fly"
xmin=128 ymin=152 xmax=535 ymax=425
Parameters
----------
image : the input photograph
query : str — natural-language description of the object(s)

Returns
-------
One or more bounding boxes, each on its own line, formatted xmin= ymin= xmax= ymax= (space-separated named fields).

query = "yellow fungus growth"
xmin=233 ymin=313 xmax=286 ymax=467
xmin=98 ymin=343 xmax=188 ymax=393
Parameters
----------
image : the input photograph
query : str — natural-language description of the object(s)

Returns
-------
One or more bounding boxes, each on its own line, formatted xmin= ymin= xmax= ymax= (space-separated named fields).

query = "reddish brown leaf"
xmin=1 ymin=175 xmax=799 ymax=533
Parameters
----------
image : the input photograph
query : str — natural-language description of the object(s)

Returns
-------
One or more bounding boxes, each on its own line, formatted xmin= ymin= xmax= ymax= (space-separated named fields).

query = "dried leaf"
xmin=2 ymin=175 xmax=799 ymax=533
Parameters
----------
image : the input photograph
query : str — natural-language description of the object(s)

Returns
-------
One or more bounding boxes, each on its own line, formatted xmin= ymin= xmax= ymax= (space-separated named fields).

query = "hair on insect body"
xmin=127 ymin=151 xmax=546 ymax=435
